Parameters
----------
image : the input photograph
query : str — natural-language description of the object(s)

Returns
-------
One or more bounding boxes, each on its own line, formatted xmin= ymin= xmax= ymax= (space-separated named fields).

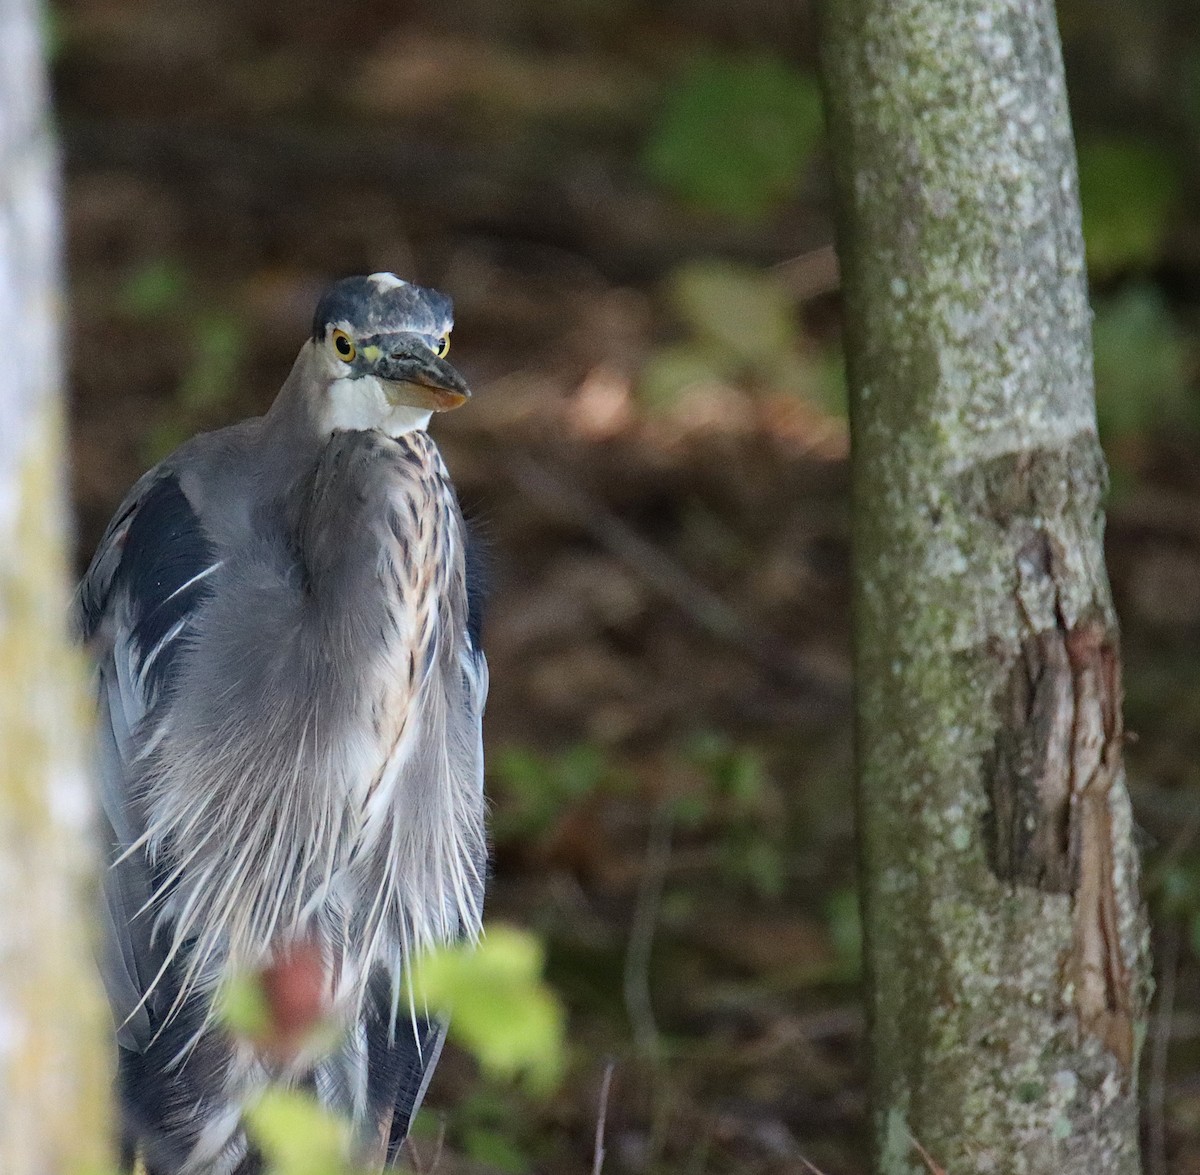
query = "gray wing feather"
xmin=77 ymin=468 xmax=221 ymax=1052
xmin=96 ymin=663 xmax=158 ymax=1048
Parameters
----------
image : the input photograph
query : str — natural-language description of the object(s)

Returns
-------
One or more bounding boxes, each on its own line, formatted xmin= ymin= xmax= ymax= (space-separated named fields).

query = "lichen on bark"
xmin=0 ymin=0 xmax=112 ymax=1167
xmin=818 ymin=1 xmax=1150 ymax=1171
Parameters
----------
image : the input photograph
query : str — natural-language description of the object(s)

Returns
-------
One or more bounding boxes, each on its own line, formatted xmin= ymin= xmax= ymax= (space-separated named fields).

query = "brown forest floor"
xmin=58 ymin=1 xmax=1200 ymax=1172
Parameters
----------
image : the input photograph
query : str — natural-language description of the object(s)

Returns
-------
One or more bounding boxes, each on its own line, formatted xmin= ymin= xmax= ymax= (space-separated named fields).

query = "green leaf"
xmin=410 ymin=925 xmax=566 ymax=1095
xmin=1078 ymin=139 xmax=1181 ymax=278
xmin=645 ymin=55 xmax=824 ymax=221
xmin=1092 ymin=284 xmax=1193 ymax=445
xmin=245 ymin=1088 xmax=354 ymax=1175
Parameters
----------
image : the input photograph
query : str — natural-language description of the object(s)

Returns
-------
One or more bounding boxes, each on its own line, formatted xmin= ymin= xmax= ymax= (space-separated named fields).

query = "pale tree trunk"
xmin=818 ymin=2 xmax=1150 ymax=1172
xmin=0 ymin=0 xmax=112 ymax=1168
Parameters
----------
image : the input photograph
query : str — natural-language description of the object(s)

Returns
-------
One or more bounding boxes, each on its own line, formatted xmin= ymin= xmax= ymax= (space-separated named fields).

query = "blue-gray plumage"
xmin=76 ymin=274 xmax=488 ymax=1174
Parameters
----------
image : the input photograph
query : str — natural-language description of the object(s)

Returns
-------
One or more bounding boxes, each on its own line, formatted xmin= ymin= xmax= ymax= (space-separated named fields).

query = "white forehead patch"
xmin=368 ymin=272 xmax=407 ymax=291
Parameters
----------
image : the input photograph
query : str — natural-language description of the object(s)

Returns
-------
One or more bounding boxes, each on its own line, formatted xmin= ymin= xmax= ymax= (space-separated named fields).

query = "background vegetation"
xmin=53 ymin=0 xmax=1200 ymax=1170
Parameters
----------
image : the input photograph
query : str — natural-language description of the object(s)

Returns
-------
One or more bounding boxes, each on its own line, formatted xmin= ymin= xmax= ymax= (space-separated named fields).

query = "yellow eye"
xmin=435 ymin=334 xmax=451 ymax=358
xmin=332 ymin=330 xmax=356 ymax=362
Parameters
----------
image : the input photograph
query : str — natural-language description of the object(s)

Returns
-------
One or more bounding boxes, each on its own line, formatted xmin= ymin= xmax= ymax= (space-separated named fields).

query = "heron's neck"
xmin=267 ymin=344 xmax=433 ymax=444
xmin=325 ymin=374 xmax=433 ymax=436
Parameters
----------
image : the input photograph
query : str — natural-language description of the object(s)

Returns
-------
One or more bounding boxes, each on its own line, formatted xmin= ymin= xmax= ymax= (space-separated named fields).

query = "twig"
xmin=908 ymin=1133 xmax=947 ymax=1175
xmin=404 ymin=1117 xmax=446 ymax=1175
xmin=592 ymin=1061 xmax=616 ymax=1175
xmin=624 ymin=808 xmax=676 ymax=1171
xmin=429 ymin=1117 xmax=445 ymax=1174
xmin=403 ymin=1133 xmax=427 ymax=1175
xmin=509 ymin=456 xmax=848 ymax=699
xmin=797 ymin=1156 xmax=830 ymax=1175
xmin=1149 ymin=921 xmax=1181 ymax=1175
xmin=624 ymin=807 xmax=673 ymax=1061
xmin=773 ymin=244 xmax=841 ymax=302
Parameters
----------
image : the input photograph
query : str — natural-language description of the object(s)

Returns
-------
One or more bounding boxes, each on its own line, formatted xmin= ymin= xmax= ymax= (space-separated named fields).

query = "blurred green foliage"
xmin=1078 ymin=138 xmax=1181 ymax=278
xmin=671 ymin=260 xmax=795 ymax=364
xmin=180 ymin=313 xmax=246 ymax=413
xmin=117 ymin=258 xmax=191 ymax=318
xmin=117 ymin=260 xmax=246 ymax=463
xmin=824 ymin=887 xmax=863 ymax=981
xmin=1183 ymin=48 xmax=1200 ymax=132
xmin=490 ymin=743 xmax=620 ymax=844
xmin=813 ymin=348 xmax=850 ymax=419
xmin=420 ymin=1087 xmax=539 ymax=1174
xmin=645 ymin=54 xmax=823 ymax=222
xmin=677 ymin=732 xmax=788 ymax=900
xmin=1152 ymin=857 xmax=1200 ymax=958
xmin=639 ymin=260 xmax=828 ymax=410
xmin=1092 ymin=283 xmax=1194 ymax=447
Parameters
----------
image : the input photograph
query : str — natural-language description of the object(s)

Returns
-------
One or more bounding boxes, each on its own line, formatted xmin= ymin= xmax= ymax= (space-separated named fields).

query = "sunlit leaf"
xmin=645 ymin=55 xmax=823 ymax=221
xmin=220 ymin=972 xmax=272 ymax=1037
xmin=410 ymin=925 xmax=566 ymax=1095
xmin=245 ymin=1088 xmax=353 ymax=1175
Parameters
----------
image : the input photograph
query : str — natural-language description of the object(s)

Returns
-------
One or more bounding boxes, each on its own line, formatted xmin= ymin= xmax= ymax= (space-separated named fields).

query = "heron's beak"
xmin=372 ymin=338 xmax=471 ymax=412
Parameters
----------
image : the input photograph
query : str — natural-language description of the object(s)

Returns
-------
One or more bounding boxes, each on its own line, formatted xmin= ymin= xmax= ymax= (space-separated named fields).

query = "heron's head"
xmin=308 ymin=273 xmax=470 ymax=436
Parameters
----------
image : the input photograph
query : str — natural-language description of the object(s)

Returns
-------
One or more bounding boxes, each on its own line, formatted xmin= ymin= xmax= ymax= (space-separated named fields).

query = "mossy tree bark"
xmin=818 ymin=2 xmax=1150 ymax=1172
xmin=0 ymin=0 xmax=112 ymax=1168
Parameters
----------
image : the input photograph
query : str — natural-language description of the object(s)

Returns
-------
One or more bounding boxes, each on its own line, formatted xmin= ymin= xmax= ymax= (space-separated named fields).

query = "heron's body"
xmin=76 ymin=276 xmax=487 ymax=1173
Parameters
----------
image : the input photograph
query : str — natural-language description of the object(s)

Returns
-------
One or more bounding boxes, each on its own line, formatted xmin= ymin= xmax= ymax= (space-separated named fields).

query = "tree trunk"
xmin=0 ymin=0 xmax=112 ymax=1167
xmin=818 ymin=2 xmax=1150 ymax=1172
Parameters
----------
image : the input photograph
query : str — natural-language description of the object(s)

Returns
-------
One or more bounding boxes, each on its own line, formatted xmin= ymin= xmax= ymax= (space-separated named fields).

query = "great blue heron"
xmin=76 ymin=273 xmax=488 ymax=1173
